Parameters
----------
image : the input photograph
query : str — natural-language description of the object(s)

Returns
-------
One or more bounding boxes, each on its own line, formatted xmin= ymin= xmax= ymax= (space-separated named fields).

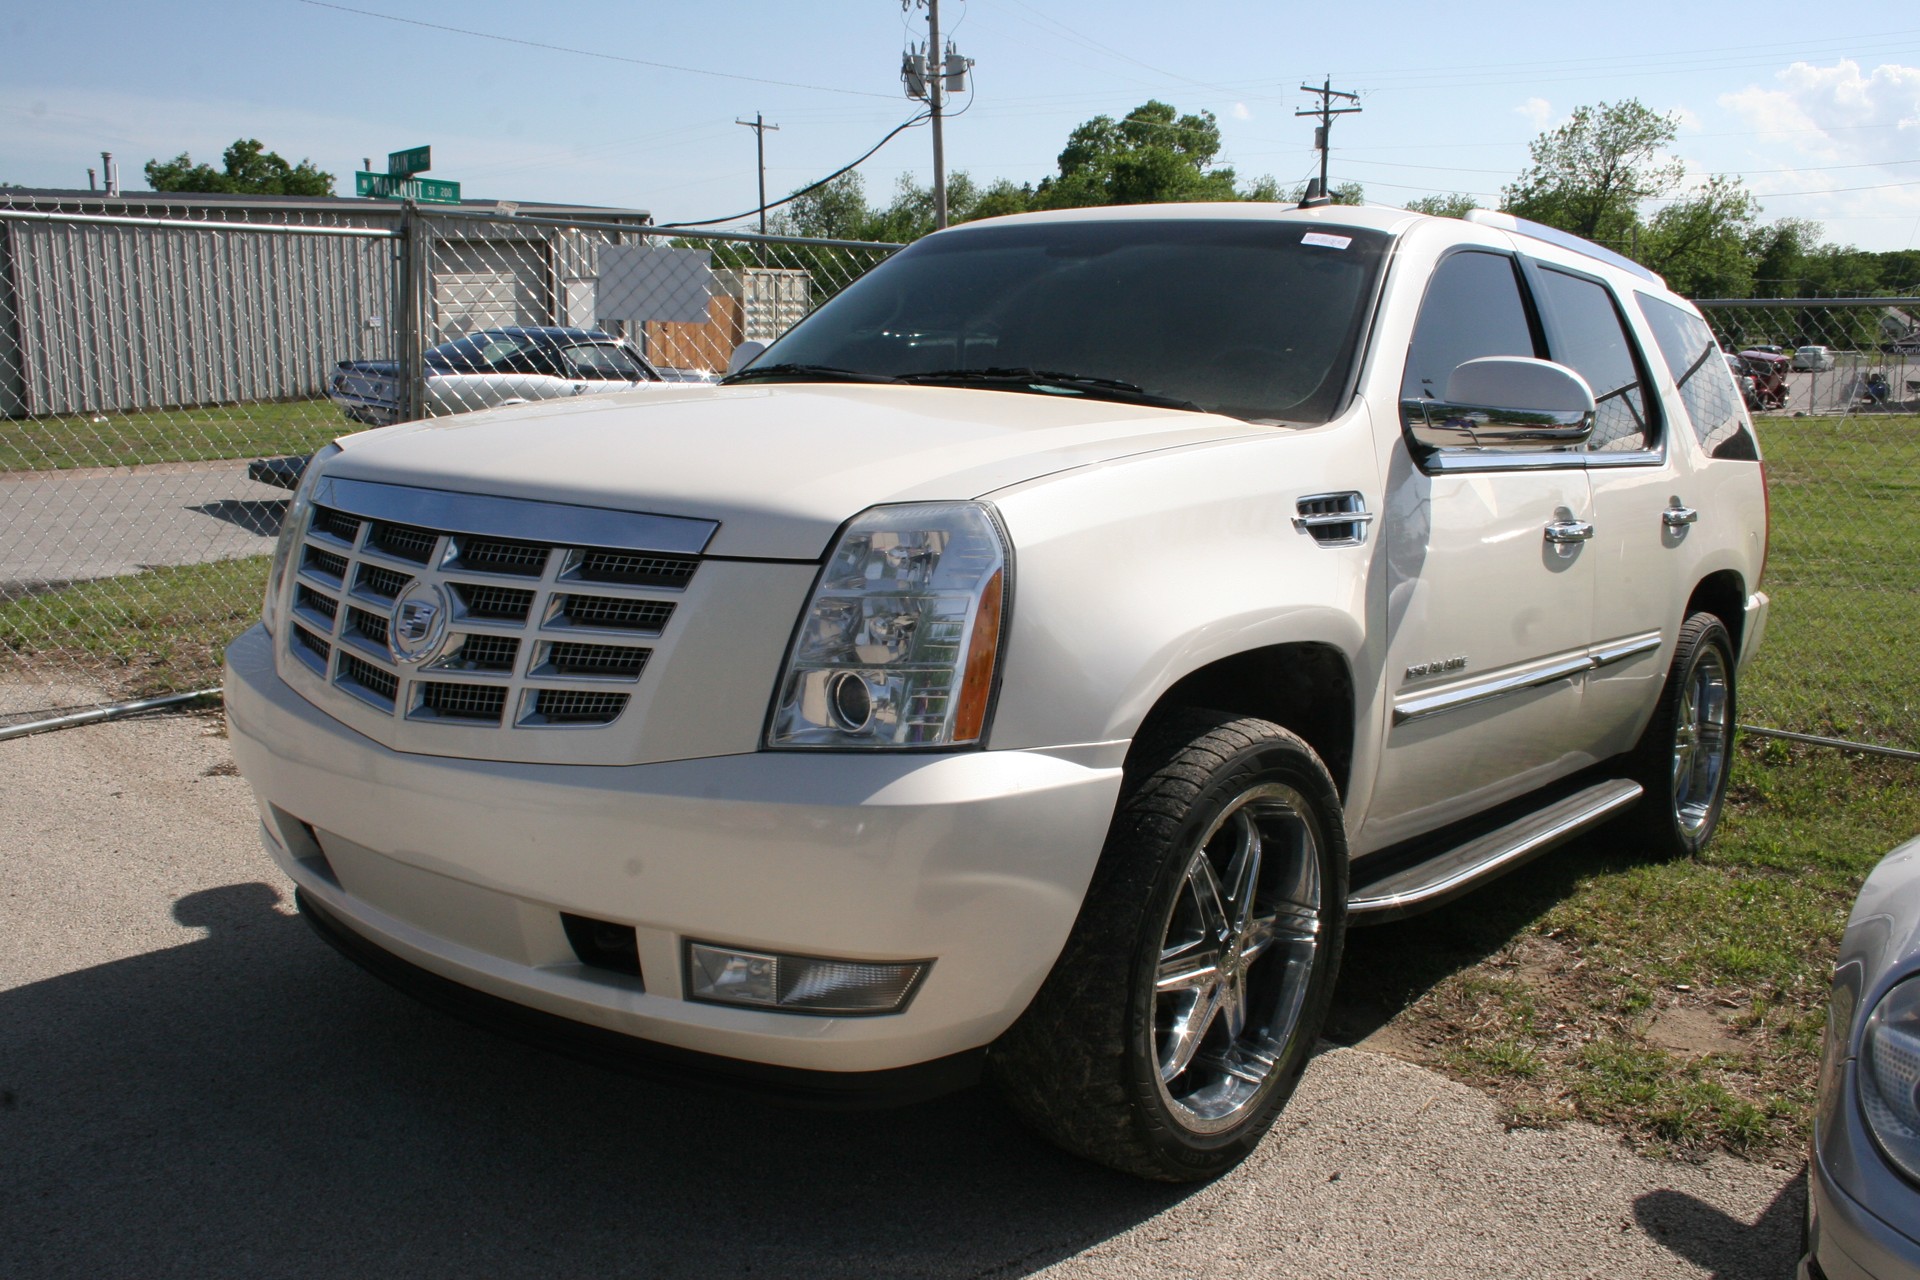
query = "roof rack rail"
xmin=1463 ymin=209 xmax=1662 ymax=286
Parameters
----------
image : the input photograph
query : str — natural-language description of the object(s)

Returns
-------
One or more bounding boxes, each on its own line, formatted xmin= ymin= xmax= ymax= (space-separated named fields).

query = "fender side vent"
xmin=1293 ymin=492 xmax=1374 ymax=547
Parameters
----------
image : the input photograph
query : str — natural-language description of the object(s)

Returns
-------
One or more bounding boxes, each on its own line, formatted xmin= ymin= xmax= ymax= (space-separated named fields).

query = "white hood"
xmin=326 ymin=383 xmax=1269 ymax=558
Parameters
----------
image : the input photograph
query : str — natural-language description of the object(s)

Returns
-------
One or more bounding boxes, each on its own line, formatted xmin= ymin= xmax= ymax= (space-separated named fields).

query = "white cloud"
xmin=1515 ymin=97 xmax=1552 ymax=131
xmin=1232 ymin=102 xmax=1251 ymax=121
xmin=1716 ymin=60 xmax=1920 ymax=235
xmin=1721 ymin=59 xmax=1920 ymax=162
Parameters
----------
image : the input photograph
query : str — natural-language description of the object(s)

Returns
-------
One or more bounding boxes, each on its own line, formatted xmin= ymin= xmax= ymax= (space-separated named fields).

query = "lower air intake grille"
xmin=534 ymin=689 xmax=630 ymax=725
xmin=419 ymin=682 xmax=508 ymax=723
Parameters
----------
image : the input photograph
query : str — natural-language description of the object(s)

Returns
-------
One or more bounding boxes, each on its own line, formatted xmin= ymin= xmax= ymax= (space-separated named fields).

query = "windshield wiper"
xmin=899 ymin=367 xmax=1202 ymax=412
xmin=723 ymin=363 xmax=902 ymax=385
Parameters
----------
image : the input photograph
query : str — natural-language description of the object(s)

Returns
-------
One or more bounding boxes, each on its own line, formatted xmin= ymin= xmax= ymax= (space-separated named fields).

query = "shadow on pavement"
xmin=0 ymin=883 xmax=1187 ymax=1279
xmin=190 ymin=498 xmax=285 ymax=538
xmin=1634 ymin=1180 xmax=1807 ymax=1279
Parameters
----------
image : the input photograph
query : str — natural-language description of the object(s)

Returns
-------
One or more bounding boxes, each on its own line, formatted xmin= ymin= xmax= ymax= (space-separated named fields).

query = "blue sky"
xmin=5 ymin=1 xmax=1918 ymax=252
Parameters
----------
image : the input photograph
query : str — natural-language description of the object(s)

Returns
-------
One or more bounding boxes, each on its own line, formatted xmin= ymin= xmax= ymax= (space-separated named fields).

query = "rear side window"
xmin=1401 ymin=251 xmax=1539 ymax=402
xmin=1636 ymin=293 xmax=1757 ymax=460
xmin=1533 ymin=268 xmax=1657 ymax=453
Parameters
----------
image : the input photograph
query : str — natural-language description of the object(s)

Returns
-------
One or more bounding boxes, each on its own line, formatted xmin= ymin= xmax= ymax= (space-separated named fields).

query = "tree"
xmin=1032 ymin=101 xmax=1247 ymax=209
xmin=1403 ymin=193 xmax=1478 ymax=219
xmin=1502 ymin=100 xmax=1684 ymax=245
xmin=144 ymin=139 xmax=334 ymax=196
xmin=1641 ymin=175 xmax=1760 ymax=298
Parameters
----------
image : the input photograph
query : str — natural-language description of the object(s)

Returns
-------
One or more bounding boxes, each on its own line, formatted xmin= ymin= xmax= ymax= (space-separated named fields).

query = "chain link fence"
xmin=0 ymin=191 xmax=897 ymax=728
xmin=1698 ymin=297 xmax=1920 ymax=754
xmin=1 ymin=196 xmax=1914 ymax=752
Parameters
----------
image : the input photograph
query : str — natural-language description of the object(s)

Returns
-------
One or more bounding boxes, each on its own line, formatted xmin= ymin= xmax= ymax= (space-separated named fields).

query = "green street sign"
xmin=388 ymin=145 xmax=431 ymax=177
xmin=355 ymin=172 xmax=462 ymax=204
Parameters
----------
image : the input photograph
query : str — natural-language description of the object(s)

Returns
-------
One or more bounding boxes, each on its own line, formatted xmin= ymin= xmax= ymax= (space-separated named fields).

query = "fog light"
xmin=685 ymin=942 xmax=930 ymax=1016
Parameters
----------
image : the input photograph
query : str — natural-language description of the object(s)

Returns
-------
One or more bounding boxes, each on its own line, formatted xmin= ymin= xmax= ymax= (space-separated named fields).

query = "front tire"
xmin=1631 ymin=612 xmax=1737 ymax=858
xmin=989 ymin=710 xmax=1348 ymax=1181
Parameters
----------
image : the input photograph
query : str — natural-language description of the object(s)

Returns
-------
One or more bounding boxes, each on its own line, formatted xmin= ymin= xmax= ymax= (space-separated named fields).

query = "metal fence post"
xmin=398 ymin=202 xmax=430 ymax=422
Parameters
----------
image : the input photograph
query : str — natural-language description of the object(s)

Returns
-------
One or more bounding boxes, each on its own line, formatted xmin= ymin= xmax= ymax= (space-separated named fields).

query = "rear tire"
xmin=988 ymin=709 xmax=1347 ymax=1181
xmin=1630 ymin=612 xmax=1737 ymax=858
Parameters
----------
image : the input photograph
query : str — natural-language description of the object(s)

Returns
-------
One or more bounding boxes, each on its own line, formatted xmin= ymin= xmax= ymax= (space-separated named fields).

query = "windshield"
xmin=738 ymin=219 xmax=1390 ymax=424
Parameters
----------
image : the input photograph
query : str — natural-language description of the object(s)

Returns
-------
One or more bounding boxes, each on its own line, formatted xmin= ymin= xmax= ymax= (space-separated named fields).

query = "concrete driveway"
xmin=0 ymin=706 xmax=1804 ymax=1279
xmin=0 ymin=460 xmax=286 ymax=598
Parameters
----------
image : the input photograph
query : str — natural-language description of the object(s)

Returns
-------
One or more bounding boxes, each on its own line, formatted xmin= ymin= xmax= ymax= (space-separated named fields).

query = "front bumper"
xmin=224 ymin=624 xmax=1125 ymax=1077
xmin=1802 ymin=1062 xmax=1920 ymax=1280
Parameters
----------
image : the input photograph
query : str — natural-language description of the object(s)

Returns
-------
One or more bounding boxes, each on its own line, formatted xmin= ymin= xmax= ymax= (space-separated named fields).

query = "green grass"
xmin=1336 ymin=740 xmax=1920 ymax=1158
xmin=0 ymin=557 xmax=268 ymax=696
xmin=0 ymin=400 xmax=343 ymax=472
xmin=1741 ymin=413 xmax=1920 ymax=745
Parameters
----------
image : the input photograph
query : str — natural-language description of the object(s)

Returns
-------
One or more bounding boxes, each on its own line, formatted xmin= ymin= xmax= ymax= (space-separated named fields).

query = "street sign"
xmin=355 ymin=172 xmax=462 ymax=204
xmin=388 ymin=146 xmax=431 ymax=177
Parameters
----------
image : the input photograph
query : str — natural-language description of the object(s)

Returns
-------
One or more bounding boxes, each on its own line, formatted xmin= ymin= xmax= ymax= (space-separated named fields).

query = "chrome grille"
xmin=576 ymin=550 xmax=698 ymax=586
xmin=418 ymin=682 xmax=508 ymax=723
xmin=554 ymin=595 xmax=675 ymax=632
xmin=358 ymin=564 xmax=413 ymax=599
xmin=456 ymin=583 xmax=536 ymax=619
xmin=280 ymin=479 xmax=708 ymax=738
xmin=370 ymin=522 xmax=438 ymax=563
xmin=533 ymin=689 xmax=630 ymax=724
xmin=436 ymin=634 xmax=519 ymax=672
xmin=542 ymin=641 xmax=651 ymax=678
xmin=339 ymin=652 xmax=399 ymax=704
xmin=455 ymin=537 xmax=548 ymax=576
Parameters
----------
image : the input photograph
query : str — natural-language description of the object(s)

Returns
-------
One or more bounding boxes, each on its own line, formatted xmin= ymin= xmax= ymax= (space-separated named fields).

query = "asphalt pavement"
xmin=0 ymin=460 xmax=286 ymax=598
xmin=0 ymin=702 xmax=1805 ymax=1279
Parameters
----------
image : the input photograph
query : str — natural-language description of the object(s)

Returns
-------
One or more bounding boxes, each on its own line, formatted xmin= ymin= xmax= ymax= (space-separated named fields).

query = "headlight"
xmin=1860 ymin=974 xmax=1920 ymax=1185
xmin=767 ymin=502 xmax=1009 ymax=749
xmin=262 ymin=443 xmax=340 ymax=636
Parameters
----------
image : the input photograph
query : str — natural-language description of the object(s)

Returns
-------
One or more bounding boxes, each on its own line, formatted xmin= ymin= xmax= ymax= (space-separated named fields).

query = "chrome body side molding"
xmin=1392 ymin=630 xmax=1663 ymax=725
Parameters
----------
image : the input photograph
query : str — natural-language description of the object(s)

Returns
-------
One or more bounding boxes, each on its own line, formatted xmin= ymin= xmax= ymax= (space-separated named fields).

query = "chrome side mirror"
xmin=725 ymin=340 xmax=767 ymax=377
xmin=1401 ymin=356 xmax=1596 ymax=452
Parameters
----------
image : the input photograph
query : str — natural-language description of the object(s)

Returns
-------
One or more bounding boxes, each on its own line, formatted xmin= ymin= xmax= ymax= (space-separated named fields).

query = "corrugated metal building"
xmin=0 ymin=190 xmax=652 ymax=417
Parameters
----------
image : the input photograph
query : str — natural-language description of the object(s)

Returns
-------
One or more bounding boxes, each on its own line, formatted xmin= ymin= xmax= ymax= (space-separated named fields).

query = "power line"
xmin=655 ymin=112 xmax=931 ymax=230
xmin=297 ymin=0 xmax=899 ymax=99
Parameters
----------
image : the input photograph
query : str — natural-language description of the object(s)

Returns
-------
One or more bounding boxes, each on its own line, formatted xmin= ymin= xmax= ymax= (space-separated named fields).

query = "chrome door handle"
xmin=1663 ymin=505 xmax=1699 ymax=529
xmin=1544 ymin=520 xmax=1595 ymax=545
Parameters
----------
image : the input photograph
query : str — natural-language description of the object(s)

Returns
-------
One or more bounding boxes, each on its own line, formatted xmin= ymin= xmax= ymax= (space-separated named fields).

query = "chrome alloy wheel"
xmin=1671 ymin=644 xmax=1732 ymax=839
xmin=1152 ymin=782 xmax=1325 ymax=1134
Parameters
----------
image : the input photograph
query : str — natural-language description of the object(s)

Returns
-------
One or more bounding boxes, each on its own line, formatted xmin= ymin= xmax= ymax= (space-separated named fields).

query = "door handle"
xmin=1543 ymin=520 xmax=1595 ymax=545
xmin=1663 ymin=505 xmax=1699 ymax=529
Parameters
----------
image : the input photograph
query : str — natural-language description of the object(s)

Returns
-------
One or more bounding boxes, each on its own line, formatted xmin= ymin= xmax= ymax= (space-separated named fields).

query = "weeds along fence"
xmin=0 ymin=193 xmax=898 ymax=728
xmin=0 ymin=197 xmax=1914 ymax=754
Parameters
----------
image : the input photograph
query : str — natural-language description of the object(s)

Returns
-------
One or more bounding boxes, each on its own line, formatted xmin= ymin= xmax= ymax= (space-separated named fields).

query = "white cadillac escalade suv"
xmin=226 ymin=203 xmax=1769 ymax=1181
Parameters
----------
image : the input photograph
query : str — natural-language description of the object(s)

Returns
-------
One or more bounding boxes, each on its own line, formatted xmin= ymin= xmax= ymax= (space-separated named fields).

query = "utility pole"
xmin=901 ymin=0 xmax=972 ymax=229
xmin=1295 ymin=76 xmax=1361 ymax=203
xmin=735 ymin=113 xmax=781 ymax=234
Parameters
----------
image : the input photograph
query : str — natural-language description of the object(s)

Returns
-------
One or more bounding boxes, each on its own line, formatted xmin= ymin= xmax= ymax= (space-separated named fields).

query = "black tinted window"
xmin=750 ymin=220 xmax=1390 ymax=424
xmin=1535 ymin=268 xmax=1656 ymax=453
xmin=1401 ymin=252 xmax=1538 ymax=402
xmin=563 ymin=343 xmax=648 ymax=381
xmin=1637 ymin=293 xmax=1751 ymax=457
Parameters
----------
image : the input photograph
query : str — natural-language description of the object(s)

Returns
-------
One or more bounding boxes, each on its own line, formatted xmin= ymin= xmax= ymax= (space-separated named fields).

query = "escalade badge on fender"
xmin=388 ymin=579 xmax=454 ymax=666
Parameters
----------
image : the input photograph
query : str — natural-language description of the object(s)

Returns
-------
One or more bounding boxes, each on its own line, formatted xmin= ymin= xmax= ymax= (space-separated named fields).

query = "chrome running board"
xmin=1348 ymin=779 xmax=1644 ymax=922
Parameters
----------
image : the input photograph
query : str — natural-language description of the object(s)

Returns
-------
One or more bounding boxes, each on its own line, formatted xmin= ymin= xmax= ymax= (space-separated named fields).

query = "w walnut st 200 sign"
xmin=354 ymin=172 xmax=461 ymax=204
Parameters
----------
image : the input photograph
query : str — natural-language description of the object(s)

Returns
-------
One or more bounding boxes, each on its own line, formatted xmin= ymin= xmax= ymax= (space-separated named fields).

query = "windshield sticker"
xmin=1301 ymin=232 xmax=1353 ymax=250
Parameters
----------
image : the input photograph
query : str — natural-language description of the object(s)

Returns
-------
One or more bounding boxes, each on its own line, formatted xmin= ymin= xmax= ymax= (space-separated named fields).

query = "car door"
xmin=558 ymin=341 xmax=655 ymax=395
xmin=1527 ymin=261 xmax=1678 ymax=760
xmin=1362 ymin=248 xmax=1599 ymax=850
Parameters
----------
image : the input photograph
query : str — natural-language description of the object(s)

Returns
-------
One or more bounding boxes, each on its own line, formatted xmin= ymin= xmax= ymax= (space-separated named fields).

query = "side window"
xmin=1636 ymin=293 xmax=1756 ymax=459
xmin=1401 ymin=251 xmax=1538 ymax=403
xmin=1533 ymin=268 xmax=1658 ymax=453
xmin=562 ymin=343 xmax=648 ymax=381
